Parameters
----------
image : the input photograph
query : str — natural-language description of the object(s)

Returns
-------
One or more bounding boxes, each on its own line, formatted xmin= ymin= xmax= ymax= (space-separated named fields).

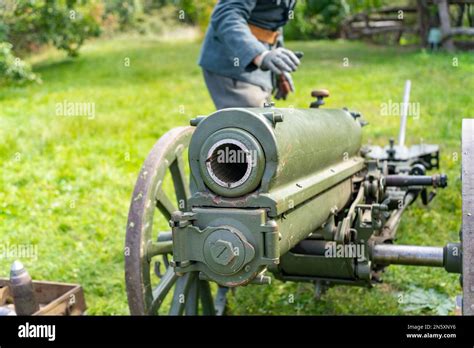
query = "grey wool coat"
xmin=198 ymin=0 xmax=296 ymax=92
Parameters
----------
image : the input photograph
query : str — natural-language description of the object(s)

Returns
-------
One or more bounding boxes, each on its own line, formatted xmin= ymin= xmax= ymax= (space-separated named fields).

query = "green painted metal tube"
xmin=189 ymin=107 xmax=362 ymax=198
xmin=258 ymin=107 xmax=362 ymax=192
xmin=277 ymin=179 xmax=353 ymax=254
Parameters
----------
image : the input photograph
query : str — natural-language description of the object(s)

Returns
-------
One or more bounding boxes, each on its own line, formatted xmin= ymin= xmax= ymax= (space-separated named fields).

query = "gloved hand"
xmin=259 ymin=47 xmax=300 ymax=75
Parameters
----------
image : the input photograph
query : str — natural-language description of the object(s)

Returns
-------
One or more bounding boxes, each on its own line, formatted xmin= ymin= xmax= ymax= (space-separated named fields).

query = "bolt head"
xmin=210 ymin=239 xmax=235 ymax=266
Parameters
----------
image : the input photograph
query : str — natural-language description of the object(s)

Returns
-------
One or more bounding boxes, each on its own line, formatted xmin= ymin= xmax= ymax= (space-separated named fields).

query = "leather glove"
xmin=274 ymin=72 xmax=295 ymax=100
xmin=259 ymin=47 xmax=300 ymax=74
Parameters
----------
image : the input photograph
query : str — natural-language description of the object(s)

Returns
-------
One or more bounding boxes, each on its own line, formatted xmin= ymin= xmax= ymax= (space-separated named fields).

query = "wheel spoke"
xmin=170 ymin=151 xmax=191 ymax=210
xmin=199 ymin=280 xmax=216 ymax=315
xmin=150 ymin=267 xmax=178 ymax=314
xmin=155 ymin=190 xmax=177 ymax=220
xmin=162 ymin=254 xmax=170 ymax=268
xmin=168 ymin=273 xmax=194 ymax=315
xmin=214 ymin=286 xmax=229 ymax=316
xmin=185 ymin=272 xmax=199 ymax=315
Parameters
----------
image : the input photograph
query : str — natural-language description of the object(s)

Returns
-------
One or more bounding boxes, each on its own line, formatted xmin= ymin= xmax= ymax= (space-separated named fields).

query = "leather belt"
xmin=249 ymin=24 xmax=279 ymax=45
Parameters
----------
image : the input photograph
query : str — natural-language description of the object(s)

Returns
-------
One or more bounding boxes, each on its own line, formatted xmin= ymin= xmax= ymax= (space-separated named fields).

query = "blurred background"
xmin=0 ymin=0 xmax=473 ymax=315
xmin=1 ymin=0 xmax=474 ymax=84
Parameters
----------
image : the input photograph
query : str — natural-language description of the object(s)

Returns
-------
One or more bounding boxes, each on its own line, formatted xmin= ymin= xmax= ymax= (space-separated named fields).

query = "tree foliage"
xmin=285 ymin=0 xmax=395 ymax=40
xmin=0 ymin=0 xmax=102 ymax=57
xmin=0 ymin=42 xmax=40 ymax=86
xmin=285 ymin=0 xmax=349 ymax=40
xmin=0 ymin=0 xmax=399 ymax=84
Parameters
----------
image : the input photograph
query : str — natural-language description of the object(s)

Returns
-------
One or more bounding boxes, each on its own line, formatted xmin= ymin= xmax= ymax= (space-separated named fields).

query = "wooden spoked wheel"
xmin=125 ymin=126 xmax=217 ymax=315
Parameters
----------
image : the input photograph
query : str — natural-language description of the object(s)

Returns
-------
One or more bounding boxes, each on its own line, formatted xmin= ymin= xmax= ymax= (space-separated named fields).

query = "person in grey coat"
xmin=198 ymin=0 xmax=300 ymax=110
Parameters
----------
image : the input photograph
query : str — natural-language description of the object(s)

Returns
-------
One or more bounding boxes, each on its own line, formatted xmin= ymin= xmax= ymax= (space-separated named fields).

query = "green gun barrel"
xmin=173 ymin=107 xmax=364 ymax=286
xmin=189 ymin=107 xmax=362 ymax=198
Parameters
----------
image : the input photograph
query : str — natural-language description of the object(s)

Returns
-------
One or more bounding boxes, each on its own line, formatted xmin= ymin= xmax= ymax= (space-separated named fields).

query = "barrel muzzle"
xmin=199 ymin=128 xmax=265 ymax=197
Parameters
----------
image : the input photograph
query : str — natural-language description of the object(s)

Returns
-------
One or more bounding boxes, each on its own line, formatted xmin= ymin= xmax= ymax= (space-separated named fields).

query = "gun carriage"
xmin=125 ymin=90 xmax=473 ymax=315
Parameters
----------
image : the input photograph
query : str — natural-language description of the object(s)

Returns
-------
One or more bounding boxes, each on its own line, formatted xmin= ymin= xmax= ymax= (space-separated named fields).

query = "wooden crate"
xmin=0 ymin=278 xmax=86 ymax=315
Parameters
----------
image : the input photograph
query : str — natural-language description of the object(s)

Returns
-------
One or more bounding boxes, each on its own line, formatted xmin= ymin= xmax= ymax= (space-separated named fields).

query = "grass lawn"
xmin=0 ymin=36 xmax=473 ymax=315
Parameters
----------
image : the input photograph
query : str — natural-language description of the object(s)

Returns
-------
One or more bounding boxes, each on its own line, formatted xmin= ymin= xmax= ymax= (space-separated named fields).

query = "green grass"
xmin=0 ymin=37 xmax=473 ymax=315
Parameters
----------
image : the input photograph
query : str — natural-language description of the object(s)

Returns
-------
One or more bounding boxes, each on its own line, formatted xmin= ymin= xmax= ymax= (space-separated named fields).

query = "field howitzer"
xmin=125 ymin=90 xmax=474 ymax=315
